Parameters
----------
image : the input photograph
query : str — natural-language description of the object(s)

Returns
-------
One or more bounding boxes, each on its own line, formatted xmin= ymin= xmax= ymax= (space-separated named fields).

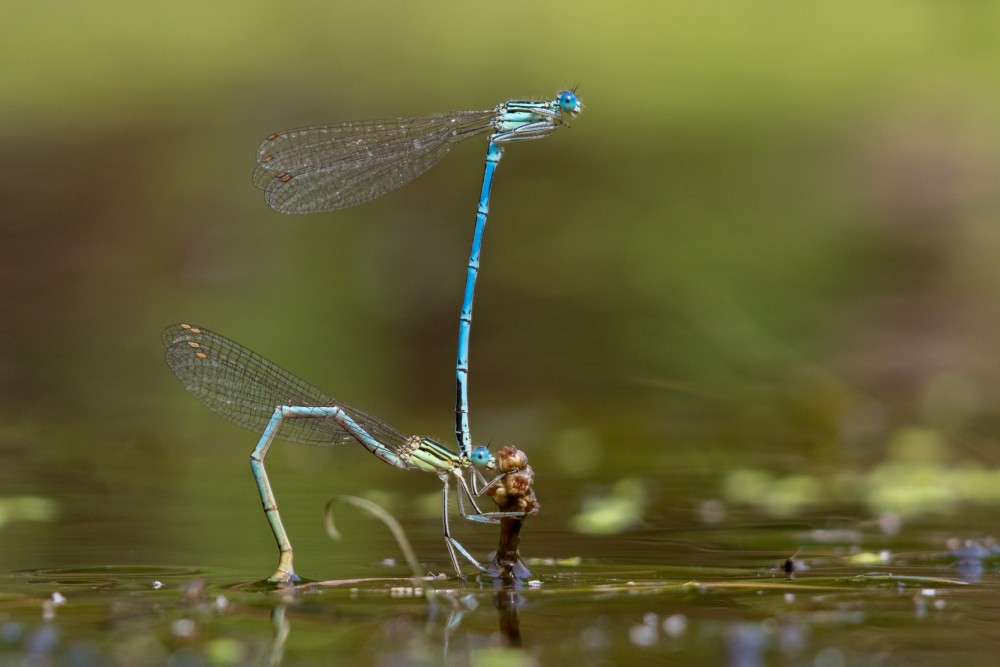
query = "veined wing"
xmin=163 ymin=323 xmax=411 ymax=449
xmin=253 ymin=110 xmax=495 ymax=214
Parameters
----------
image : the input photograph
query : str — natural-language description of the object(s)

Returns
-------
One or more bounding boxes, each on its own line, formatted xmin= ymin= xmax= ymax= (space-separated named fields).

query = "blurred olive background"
xmin=3 ymin=2 xmax=1000 ymax=577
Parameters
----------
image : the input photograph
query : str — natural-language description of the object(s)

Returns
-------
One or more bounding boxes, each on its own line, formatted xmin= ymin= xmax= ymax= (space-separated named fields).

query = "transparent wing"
xmin=253 ymin=110 xmax=495 ymax=214
xmin=162 ymin=323 xmax=410 ymax=449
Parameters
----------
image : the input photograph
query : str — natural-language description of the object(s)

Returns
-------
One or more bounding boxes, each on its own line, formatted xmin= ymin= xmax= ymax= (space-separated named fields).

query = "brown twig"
xmin=486 ymin=445 xmax=539 ymax=585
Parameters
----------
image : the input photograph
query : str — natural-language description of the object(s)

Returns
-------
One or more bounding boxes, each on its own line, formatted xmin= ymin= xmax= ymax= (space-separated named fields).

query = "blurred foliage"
xmin=0 ymin=497 xmax=58 ymax=530
xmin=571 ymin=478 xmax=651 ymax=535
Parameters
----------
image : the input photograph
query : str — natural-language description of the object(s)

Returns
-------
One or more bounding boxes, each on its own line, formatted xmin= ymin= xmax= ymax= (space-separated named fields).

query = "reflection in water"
xmin=262 ymin=580 xmax=529 ymax=666
xmin=725 ymin=623 xmax=767 ymax=667
xmin=3 ymin=546 xmax=996 ymax=665
xmin=724 ymin=621 xmax=812 ymax=667
xmin=268 ymin=604 xmax=290 ymax=667
xmin=25 ymin=623 xmax=60 ymax=663
xmin=495 ymin=589 xmax=523 ymax=647
xmin=949 ymin=538 xmax=991 ymax=583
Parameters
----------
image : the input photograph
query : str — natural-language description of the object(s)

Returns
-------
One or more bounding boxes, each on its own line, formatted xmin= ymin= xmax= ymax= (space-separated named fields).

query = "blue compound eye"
xmin=558 ymin=90 xmax=579 ymax=112
xmin=470 ymin=446 xmax=493 ymax=468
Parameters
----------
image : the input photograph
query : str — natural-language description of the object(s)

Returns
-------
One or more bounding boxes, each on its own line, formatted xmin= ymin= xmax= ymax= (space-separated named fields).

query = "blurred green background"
xmin=3 ymin=1 xmax=1000 ymax=577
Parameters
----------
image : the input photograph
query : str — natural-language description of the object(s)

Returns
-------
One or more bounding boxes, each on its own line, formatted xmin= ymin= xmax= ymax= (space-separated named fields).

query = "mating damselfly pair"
xmin=165 ymin=90 xmax=582 ymax=582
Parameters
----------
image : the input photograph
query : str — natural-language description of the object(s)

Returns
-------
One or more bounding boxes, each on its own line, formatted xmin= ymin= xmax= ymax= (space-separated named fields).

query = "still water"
xmin=1 ymin=441 xmax=998 ymax=666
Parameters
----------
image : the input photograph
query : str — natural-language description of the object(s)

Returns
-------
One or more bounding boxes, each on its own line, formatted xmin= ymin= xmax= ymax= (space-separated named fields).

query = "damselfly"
xmin=253 ymin=90 xmax=583 ymax=458
xmin=163 ymin=323 xmax=527 ymax=583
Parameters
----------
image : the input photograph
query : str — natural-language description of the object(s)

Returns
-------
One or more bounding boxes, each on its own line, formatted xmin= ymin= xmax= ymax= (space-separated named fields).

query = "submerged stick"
xmin=324 ymin=495 xmax=435 ymax=601
xmin=486 ymin=445 xmax=539 ymax=585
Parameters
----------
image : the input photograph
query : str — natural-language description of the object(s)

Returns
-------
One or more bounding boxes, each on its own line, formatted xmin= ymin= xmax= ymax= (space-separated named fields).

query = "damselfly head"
xmin=557 ymin=89 xmax=582 ymax=116
xmin=470 ymin=446 xmax=494 ymax=470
